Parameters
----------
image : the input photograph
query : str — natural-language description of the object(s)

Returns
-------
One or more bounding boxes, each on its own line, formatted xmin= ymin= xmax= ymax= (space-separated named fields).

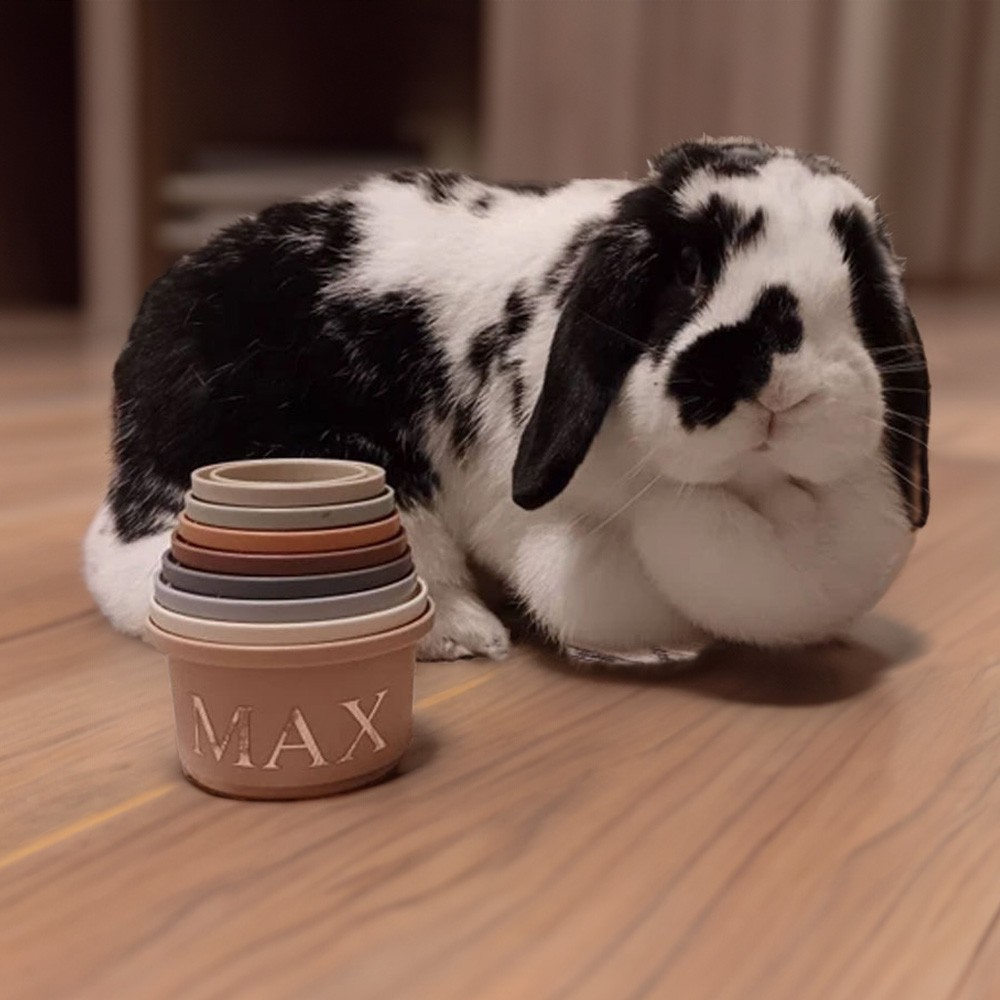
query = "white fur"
xmin=84 ymin=503 xmax=171 ymax=638
xmin=85 ymin=151 xmax=917 ymax=659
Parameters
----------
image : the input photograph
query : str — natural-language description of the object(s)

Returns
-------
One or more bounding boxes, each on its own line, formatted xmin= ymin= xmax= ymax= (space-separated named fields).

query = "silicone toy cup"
xmin=191 ymin=458 xmax=386 ymax=507
xmin=184 ymin=488 xmax=396 ymax=531
xmin=175 ymin=511 xmax=402 ymax=553
xmin=153 ymin=572 xmax=419 ymax=622
xmin=160 ymin=552 xmax=415 ymax=599
xmin=149 ymin=580 xmax=429 ymax=645
xmin=147 ymin=605 xmax=434 ymax=799
xmin=170 ymin=533 xmax=410 ymax=576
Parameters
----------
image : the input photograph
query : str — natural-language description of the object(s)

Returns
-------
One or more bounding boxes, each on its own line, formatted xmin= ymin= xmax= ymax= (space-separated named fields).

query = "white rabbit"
xmin=85 ymin=137 xmax=929 ymax=660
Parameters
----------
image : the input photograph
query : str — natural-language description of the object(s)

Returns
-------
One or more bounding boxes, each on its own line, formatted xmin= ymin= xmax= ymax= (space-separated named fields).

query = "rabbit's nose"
xmin=758 ymin=385 xmax=816 ymax=415
xmin=757 ymin=364 xmax=817 ymax=415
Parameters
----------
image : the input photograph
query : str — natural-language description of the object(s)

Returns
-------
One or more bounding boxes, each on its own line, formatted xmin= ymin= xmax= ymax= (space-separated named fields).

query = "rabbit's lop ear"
xmin=892 ymin=304 xmax=930 ymax=528
xmin=512 ymin=225 xmax=661 ymax=510
xmin=833 ymin=206 xmax=930 ymax=529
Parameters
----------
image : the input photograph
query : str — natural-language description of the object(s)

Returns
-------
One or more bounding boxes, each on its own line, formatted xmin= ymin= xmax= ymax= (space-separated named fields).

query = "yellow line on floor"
xmin=415 ymin=668 xmax=499 ymax=710
xmin=0 ymin=784 xmax=175 ymax=872
xmin=0 ymin=667 xmax=501 ymax=871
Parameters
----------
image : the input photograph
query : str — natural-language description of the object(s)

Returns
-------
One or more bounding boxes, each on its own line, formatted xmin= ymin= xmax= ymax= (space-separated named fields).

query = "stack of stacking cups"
xmin=145 ymin=458 xmax=434 ymax=800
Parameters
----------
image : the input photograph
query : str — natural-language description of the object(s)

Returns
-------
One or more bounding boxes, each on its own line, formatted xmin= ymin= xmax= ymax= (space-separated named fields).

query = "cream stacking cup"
xmin=146 ymin=459 xmax=433 ymax=800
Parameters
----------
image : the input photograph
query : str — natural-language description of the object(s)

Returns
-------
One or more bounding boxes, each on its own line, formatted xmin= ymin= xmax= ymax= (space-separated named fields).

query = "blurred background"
xmin=0 ymin=0 xmax=998 ymax=358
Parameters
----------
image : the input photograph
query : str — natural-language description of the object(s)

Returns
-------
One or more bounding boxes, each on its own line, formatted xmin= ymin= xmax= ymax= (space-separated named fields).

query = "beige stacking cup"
xmin=150 ymin=579 xmax=429 ymax=643
xmin=191 ymin=458 xmax=386 ymax=507
xmin=183 ymin=488 xmax=397 ymax=530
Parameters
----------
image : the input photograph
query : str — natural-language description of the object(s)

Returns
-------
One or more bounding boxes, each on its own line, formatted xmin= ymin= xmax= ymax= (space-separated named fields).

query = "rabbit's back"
xmin=109 ymin=172 xmax=633 ymax=540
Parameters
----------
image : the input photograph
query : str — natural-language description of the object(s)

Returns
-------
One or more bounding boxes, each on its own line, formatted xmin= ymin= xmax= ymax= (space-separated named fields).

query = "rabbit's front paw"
xmin=418 ymin=586 xmax=511 ymax=661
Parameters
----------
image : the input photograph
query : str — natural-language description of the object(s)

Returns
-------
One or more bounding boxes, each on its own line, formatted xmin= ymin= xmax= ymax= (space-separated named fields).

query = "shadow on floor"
xmin=397 ymin=719 xmax=440 ymax=779
xmin=526 ymin=613 xmax=927 ymax=707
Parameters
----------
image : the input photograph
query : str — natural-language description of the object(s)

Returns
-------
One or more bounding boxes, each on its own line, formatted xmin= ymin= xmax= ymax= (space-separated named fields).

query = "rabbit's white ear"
xmin=512 ymin=226 xmax=661 ymax=510
xmin=833 ymin=207 xmax=930 ymax=529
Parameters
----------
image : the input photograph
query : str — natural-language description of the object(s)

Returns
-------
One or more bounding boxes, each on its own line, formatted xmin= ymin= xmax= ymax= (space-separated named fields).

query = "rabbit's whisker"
xmin=863 ymin=415 xmax=929 ymax=450
xmin=565 ymin=446 xmax=659 ymax=532
xmin=869 ymin=344 xmax=923 ymax=356
xmin=876 ymin=362 xmax=928 ymax=374
xmin=576 ymin=307 xmax=650 ymax=352
xmin=879 ymin=456 xmax=926 ymax=498
xmin=882 ymin=408 xmax=930 ymax=426
xmin=584 ymin=474 xmax=662 ymax=539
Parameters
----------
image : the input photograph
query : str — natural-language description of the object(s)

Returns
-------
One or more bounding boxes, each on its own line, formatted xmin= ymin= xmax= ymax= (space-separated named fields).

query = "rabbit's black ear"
xmin=512 ymin=226 xmax=661 ymax=510
xmin=889 ymin=304 xmax=930 ymax=528
xmin=832 ymin=207 xmax=930 ymax=529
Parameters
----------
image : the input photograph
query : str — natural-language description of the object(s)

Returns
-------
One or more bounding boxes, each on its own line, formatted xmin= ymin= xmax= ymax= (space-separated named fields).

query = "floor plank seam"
xmin=0 ymin=608 xmax=99 ymax=648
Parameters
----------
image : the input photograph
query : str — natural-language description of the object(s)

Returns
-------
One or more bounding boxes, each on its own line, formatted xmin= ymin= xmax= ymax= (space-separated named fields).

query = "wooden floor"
xmin=2 ymin=294 xmax=1000 ymax=1000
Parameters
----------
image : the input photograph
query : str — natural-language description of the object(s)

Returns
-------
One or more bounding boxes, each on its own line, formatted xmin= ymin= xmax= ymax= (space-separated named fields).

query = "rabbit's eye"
xmin=677 ymin=246 xmax=701 ymax=289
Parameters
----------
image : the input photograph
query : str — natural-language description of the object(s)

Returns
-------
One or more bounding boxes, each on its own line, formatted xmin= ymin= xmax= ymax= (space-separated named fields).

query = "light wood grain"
xmin=2 ymin=295 xmax=1000 ymax=1000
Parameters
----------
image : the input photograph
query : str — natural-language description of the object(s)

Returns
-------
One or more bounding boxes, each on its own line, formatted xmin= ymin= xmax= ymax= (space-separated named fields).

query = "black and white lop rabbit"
xmin=85 ymin=137 xmax=930 ymax=660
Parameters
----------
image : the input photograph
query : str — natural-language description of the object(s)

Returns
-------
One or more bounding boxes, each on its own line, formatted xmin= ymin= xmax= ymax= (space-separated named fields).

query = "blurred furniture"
xmin=1 ymin=0 xmax=997 ymax=355
xmin=77 ymin=0 xmax=478 ymax=353
xmin=482 ymin=0 xmax=1000 ymax=284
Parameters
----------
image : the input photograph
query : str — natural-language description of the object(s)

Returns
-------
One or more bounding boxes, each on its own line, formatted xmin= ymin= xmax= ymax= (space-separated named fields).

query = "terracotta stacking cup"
xmin=150 ymin=457 xmax=435 ymax=800
xmin=170 ymin=533 xmax=410 ymax=576
xmin=175 ymin=511 xmax=402 ymax=554
xmin=147 ymin=606 xmax=434 ymax=800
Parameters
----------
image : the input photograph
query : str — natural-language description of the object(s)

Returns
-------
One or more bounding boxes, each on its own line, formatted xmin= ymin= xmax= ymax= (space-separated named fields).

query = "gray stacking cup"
xmin=160 ymin=552 xmax=414 ymax=599
xmin=154 ymin=573 xmax=419 ymax=623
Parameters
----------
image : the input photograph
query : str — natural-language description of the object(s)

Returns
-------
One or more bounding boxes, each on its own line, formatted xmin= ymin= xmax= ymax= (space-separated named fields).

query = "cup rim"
xmin=175 ymin=511 xmax=401 ymax=553
xmin=153 ymin=571 xmax=419 ymax=622
xmin=191 ymin=459 xmax=386 ymax=507
xmin=183 ymin=487 xmax=396 ymax=531
xmin=149 ymin=580 xmax=428 ymax=644
xmin=170 ymin=532 xmax=410 ymax=575
xmin=146 ymin=602 xmax=435 ymax=666
xmin=160 ymin=550 xmax=415 ymax=597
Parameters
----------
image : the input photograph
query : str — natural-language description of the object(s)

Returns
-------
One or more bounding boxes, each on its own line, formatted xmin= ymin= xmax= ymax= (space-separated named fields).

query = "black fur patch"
xmin=734 ymin=207 xmax=766 ymax=250
xmin=388 ymin=168 xmax=422 ymax=184
xmin=471 ymin=192 xmax=495 ymax=215
xmin=513 ymin=221 xmax=666 ymax=509
xmin=544 ymin=219 xmax=603 ymax=305
xmin=668 ymin=285 xmax=804 ymax=429
xmin=471 ymin=289 xmax=532 ymax=376
xmin=796 ymin=151 xmax=844 ymax=177
xmin=494 ymin=179 xmax=567 ymax=196
xmin=651 ymin=139 xmax=777 ymax=190
xmin=423 ymin=169 xmax=463 ymax=203
xmin=109 ymin=197 xmax=451 ymax=541
xmin=508 ymin=368 xmax=527 ymax=425
xmin=388 ymin=167 xmax=463 ymax=203
xmin=450 ymin=399 xmax=481 ymax=461
xmin=681 ymin=196 xmax=767 ymax=297
xmin=831 ymin=206 xmax=930 ymax=527
xmin=452 ymin=288 xmax=534 ymax=459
